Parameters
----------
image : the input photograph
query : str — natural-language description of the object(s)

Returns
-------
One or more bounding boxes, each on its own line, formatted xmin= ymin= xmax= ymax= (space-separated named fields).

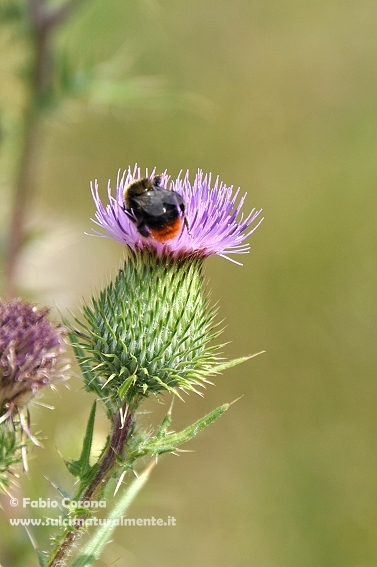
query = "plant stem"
xmin=4 ymin=0 xmax=86 ymax=297
xmin=45 ymin=407 xmax=133 ymax=567
xmin=71 ymin=459 xmax=156 ymax=567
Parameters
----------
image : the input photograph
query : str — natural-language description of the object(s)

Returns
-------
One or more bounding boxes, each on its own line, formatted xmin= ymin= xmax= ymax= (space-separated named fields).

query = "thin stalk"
xmin=45 ymin=407 xmax=133 ymax=567
xmin=4 ymin=0 xmax=86 ymax=297
xmin=71 ymin=459 xmax=156 ymax=567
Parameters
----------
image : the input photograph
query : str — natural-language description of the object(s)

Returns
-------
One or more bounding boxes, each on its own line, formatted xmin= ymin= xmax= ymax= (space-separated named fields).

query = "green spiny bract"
xmin=0 ymin=422 xmax=23 ymax=494
xmin=72 ymin=251 xmax=221 ymax=409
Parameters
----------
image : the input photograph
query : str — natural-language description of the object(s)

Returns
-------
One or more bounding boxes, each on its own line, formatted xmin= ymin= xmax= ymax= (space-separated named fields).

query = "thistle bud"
xmin=74 ymin=251 xmax=220 ymax=409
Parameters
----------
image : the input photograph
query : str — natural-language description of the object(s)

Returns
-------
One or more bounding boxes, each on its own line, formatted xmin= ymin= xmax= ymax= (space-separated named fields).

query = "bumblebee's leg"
xmin=153 ymin=175 xmax=162 ymax=187
xmin=137 ymin=222 xmax=151 ymax=237
xmin=183 ymin=215 xmax=191 ymax=235
xmin=179 ymin=204 xmax=191 ymax=235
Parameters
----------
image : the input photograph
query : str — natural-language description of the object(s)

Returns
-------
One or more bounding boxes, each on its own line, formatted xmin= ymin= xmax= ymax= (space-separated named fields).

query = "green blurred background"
xmin=1 ymin=0 xmax=377 ymax=565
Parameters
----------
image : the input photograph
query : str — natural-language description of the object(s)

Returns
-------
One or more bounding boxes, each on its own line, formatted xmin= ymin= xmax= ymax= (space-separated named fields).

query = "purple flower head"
xmin=90 ymin=166 xmax=263 ymax=264
xmin=0 ymin=299 xmax=66 ymax=423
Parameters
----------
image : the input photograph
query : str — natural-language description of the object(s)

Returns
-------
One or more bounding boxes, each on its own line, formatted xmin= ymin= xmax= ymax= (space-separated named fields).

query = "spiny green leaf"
xmin=65 ymin=402 xmax=96 ymax=481
xmin=135 ymin=402 xmax=231 ymax=457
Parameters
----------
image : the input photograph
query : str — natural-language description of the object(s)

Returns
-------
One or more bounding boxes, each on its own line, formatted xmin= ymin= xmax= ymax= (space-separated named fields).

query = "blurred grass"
xmin=1 ymin=0 xmax=377 ymax=566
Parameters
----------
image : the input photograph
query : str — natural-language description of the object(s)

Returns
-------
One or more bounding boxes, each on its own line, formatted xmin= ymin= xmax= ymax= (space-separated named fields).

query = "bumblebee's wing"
xmin=142 ymin=189 xmax=182 ymax=217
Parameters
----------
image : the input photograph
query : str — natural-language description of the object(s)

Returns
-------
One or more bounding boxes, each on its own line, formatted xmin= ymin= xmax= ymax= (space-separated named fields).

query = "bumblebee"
xmin=123 ymin=175 xmax=189 ymax=243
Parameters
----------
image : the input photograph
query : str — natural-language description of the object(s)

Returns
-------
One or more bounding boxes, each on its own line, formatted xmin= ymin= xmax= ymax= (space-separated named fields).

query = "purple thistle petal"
xmin=89 ymin=166 xmax=263 ymax=262
xmin=0 ymin=299 xmax=66 ymax=416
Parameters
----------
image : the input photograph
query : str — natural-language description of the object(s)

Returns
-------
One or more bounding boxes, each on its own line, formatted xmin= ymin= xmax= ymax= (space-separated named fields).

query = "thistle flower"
xmin=76 ymin=166 xmax=263 ymax=414
xmin=90 ymin=166 xmax=263 ymax=263
xmin=0 ymin=299 xmax=66 ymax=424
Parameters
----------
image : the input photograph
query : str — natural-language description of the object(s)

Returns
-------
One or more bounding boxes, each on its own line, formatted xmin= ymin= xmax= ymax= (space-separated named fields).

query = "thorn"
xmin=44 ymin=476 xmax=58 ymax=489
xmin=25 ymin=527 xmax=38 ymax=551
xmin=119 ymin=405 xmax=129 ymax=429
xmin=18 ymin=410 xmax=43 ymax=448
xmin=227 ymin=395 xmax=244 ymax=408
xmin=167 ymin=396 xmax=175 ymax=416
xmin=50 ymin=383 xmax=59 ymax=394
xmin=142 ymin=459 xmax=157 ymax=478
xmin=0 ymin=407 xmax=12 ymax=424
xmin=248 ymin=350 xmax=266 ymax=359
xmin=34 ymin=401 xmax=55 ymax=410
xmin=43 ymin=477 xmax=66 ymax=501
xmin=107 ymin=556 xmax=123 ymax=567
xmin=113 ymin=470 xmax=127 ymax=496
xmin=101 ymin=374 xmax=116 ymax=389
